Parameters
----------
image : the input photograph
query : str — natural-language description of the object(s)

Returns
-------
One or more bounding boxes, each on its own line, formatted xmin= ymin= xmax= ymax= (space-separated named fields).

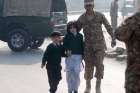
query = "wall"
xmin=66 ymin=0 xmax=125 ymax=12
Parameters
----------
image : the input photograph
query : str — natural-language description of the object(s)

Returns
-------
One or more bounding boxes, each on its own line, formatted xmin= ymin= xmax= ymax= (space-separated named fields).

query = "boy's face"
xmin=70 ymin=26 xmax=77 ymax=33
xmin=51 ymin=36 xmax=62 ymax=43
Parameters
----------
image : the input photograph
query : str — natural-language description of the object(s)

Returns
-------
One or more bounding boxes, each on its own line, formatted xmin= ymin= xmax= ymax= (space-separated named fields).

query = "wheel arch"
xmin=5 ymin=23 xmax=31 ymax=41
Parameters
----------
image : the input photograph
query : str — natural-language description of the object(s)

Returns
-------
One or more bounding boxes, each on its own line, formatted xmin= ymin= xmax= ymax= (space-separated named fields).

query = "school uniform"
xmin=42 ymin=43 xmax=64 ymax=93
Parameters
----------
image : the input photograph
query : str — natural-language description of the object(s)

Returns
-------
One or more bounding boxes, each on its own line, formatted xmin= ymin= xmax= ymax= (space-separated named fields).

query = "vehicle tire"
xmin=29 ymin=38 xmax=44 ymax=49
xmin=8 ymin=29 xmax=29 ymax=52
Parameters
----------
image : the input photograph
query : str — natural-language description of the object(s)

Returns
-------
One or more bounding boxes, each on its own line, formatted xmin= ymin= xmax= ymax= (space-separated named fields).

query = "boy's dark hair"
xmin=50 ymin=31 xmax=63 ymax=37
xmin=67 ymin=21 xmax=82 ymax=33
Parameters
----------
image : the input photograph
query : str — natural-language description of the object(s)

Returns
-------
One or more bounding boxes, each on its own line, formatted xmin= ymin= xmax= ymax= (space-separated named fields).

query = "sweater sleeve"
xmin=63 ymin=34 xmax=70 ymax=50
xmin=77 ymin=15 xmax=83 ymax=32
xmin=42 ymin=45 xmax=51 ymax=65
xmin=61 ymin=45 xmax=67 ymax=57
xmin=81 ymin=34 xmax=84 ymax=56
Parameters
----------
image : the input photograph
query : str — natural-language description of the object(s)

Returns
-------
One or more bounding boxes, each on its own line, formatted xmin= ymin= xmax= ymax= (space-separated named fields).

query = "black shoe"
xmin=74 ymin=90 xmax=78 ymax=93
xmin=68 ymin=91 xmax=73 ymax=93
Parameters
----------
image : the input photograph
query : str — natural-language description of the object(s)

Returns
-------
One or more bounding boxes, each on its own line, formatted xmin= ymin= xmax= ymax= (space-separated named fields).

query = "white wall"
xmin=66 ymin=0 xmax=125 ymax=12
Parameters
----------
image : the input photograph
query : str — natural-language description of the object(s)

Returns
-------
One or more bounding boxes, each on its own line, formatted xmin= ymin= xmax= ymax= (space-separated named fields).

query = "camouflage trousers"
xmin=84 ymin=47 xmax=105 ymax=80
xmin=125 ymin=64 xmax=140 ymax=93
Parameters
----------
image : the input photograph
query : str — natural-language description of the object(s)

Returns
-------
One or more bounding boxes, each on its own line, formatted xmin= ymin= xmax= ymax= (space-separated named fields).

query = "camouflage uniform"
xmin=77 ymin=11 xmax=114 ymax=80
xmin=115 ymin=12 xmax=140 ymax=93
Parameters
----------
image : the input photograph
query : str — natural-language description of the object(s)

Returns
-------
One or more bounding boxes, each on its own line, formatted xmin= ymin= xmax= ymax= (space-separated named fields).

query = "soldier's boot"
xmin=84 ymin=80 xmax=91 ymax=93
xmin=96 ymin=79 xmax=102 ymax=93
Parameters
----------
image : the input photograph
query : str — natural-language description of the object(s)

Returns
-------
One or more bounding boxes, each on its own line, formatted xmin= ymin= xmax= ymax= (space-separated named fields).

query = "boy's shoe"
xmin=74 ymin=90 xmax=78 ymax=93
xmin=68 ymin=91 xmax=72 ymax=93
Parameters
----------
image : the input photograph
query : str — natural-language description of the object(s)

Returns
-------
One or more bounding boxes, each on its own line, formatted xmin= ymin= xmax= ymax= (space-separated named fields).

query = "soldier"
xmin=77 ymin=0 xmax=116 ymax=93
xmin=110 ymin=0 xmax=119 ymax=31
xmin=115 ymin=11 xmax=140 ymax=93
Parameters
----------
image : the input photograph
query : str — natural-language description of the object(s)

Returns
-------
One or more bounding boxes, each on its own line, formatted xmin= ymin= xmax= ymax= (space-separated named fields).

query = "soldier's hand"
xmin=111 ymin=40 xmax=116 ymax=48
xmin=41 ymin=64 xmax=45 ymax=69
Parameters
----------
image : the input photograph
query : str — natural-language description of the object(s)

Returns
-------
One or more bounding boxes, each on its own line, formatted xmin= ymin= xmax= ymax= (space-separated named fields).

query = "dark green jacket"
xmin=63 ymin=32 xmax=84 ymax=55
xmin=42 ymin=43 xmax=65 ymax=66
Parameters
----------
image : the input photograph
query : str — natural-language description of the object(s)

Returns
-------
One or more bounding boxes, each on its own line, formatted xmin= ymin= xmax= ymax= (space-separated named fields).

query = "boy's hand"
xmin=41 ymin=64 xmax=45 ymax=69
xmin=65 ymin=50 xmax=72 ymax=57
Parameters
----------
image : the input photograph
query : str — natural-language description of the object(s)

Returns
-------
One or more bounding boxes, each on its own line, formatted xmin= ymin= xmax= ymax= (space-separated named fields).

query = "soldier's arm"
xmin=115 ymin=16 xmax=136 ymax=42
xmin=102 ymin=14 xmax=115 ymax=40
xmin=115 ymin=25 xmax=133 ymax=42
xmin=77 ymin=15 xmax=83 ymax=32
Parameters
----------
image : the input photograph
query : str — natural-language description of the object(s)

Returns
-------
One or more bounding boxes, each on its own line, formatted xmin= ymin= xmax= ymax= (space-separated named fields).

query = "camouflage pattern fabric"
xmin=115 ymin=12 xmax=140 ymax=93
xmin=77 ymin=11 xmax=114 ymax=80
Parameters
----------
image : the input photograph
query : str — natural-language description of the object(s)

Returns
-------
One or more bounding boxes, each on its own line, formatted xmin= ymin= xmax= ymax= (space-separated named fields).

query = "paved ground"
xmin=0 ymin=14 xmax=126 ymax=93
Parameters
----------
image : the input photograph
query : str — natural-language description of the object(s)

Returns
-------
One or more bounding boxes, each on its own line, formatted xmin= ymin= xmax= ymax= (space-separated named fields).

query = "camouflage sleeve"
xmin=77 ymin=15 xmax=82 ymax=23
xmin=77 ymin=15 xmax=83 ymax=32
xmin=102 ymin=14 xmax=115 ymax=40
xmin=42 ymin=45 xmax=51 ymax=65
xmin=115 ymin=24 xmax=134 ymax=42
xmin=115 ymin=16 xmax=137 ymax=42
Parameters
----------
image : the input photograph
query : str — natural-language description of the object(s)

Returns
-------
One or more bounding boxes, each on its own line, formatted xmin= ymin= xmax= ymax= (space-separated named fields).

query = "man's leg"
xmin=95 ymin=50 xmax=105 ymax=93
xmin=84 ymin=79 xmax=92 ymax=93
xmin=84 ymin=49 xmax=95 ymax=93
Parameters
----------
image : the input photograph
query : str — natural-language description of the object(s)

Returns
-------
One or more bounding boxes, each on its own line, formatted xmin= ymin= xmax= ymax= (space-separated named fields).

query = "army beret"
xmin=84 ymin=0 xmax=94 ymax=5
